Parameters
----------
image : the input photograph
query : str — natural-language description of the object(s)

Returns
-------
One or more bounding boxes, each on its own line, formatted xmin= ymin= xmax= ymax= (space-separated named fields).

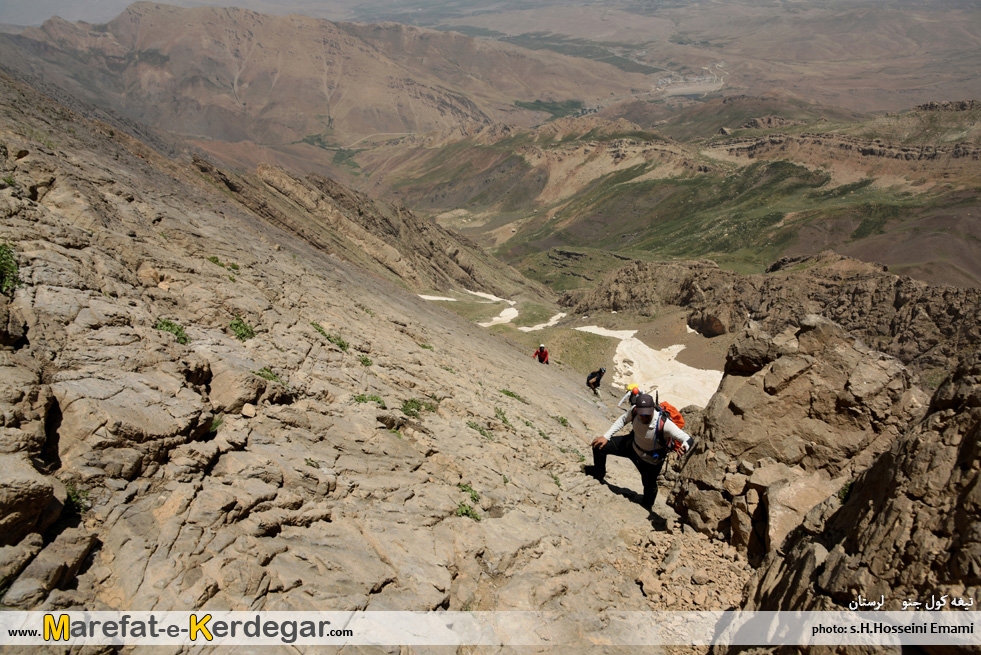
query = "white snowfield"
xmin=418 ymin=295 xmax=458 ymax=302
xmin=479 ymin=307 xmax=520 ymax=327
xmin=576 ymin=326 xmax=723 ymax=408
xmin=519 ymin=313 xmax=567 ymax=332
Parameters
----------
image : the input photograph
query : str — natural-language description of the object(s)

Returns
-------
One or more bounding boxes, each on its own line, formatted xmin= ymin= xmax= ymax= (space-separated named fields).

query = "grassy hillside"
xmin=375 ymin=102 xmax=981 ymax=289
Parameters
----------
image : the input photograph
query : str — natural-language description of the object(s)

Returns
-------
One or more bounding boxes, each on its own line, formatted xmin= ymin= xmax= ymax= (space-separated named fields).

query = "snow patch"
xmin=576 ymin=326 xmax=722 ymax=408
xmin=519 ymin=312 xmax=567 ymax=332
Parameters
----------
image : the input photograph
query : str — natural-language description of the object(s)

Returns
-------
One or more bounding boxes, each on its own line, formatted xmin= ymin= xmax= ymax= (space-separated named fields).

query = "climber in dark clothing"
xmin=586 ymin=367 xmax=606 ymax=395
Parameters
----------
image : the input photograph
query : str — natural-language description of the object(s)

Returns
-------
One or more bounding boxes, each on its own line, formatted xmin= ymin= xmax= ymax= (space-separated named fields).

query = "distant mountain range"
xmin=1 ymin=2 xmax=978 ymax=289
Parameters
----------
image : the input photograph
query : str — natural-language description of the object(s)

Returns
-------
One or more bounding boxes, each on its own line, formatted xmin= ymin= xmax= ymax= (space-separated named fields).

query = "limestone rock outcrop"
xmin=741 ymin=350 xmax=981 ymax=630
xmin=672 ymin=315 xmax=928 ymax=562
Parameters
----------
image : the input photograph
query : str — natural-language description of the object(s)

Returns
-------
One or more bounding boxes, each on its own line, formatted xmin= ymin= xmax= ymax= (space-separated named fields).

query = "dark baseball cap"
xmin=634 ymin=393 xmax=656 ymax=416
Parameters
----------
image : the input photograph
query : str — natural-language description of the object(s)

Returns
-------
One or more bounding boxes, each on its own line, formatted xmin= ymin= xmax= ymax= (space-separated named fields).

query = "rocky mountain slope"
xmin=0 ymin=69 xmax=756 ymax=638
xmin=2 ymin=63 xmax=981 ymax=652
xmin=742 ymin=350 xmax=981 ymax=618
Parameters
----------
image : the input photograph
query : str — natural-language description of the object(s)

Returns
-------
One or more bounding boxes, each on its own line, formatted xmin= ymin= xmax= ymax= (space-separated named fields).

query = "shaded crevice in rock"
xmin=37 ymin=396 xmax=62 ymax=474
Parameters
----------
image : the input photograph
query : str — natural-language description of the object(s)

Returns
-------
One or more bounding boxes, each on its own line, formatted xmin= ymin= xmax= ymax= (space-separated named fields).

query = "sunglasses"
xmin=637 ymin=412 xmax=655 ymax=423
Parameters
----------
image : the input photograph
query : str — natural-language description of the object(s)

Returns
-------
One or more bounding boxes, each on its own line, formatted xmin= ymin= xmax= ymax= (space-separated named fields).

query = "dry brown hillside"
xmin=0 ymin=3 xmax=651 ymax=169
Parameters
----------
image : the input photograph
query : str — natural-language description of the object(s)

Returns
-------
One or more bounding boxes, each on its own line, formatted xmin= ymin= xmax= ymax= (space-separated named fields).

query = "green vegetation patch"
xmin=354 ymin=394 xmax=387 ymax=408
xmin=499 ymin=389 xmax=528 ymax=403
xmin=253 ymin=367 xmax=286 ymax=385
xmin=455 ymin=501 xmax=481 ymax=521
xmin=0 ymin=241 xmax=22 ymax=296
xmin=401 ymin=398 xmax=436 ymax=418
xmin=515 ymin=99 xmax=585 ymax=121
xmin=230 ymin=317 xmax=255 ymax=341
xmin=154 ymin=318 xmax=189 ymax=344
xmin=467 ymin=420 xmax=492 ymax=440
xmin=458 ymin=483 xmax=480 ymax=504
xmin=65 ymin=482 xmax=91 ymax=515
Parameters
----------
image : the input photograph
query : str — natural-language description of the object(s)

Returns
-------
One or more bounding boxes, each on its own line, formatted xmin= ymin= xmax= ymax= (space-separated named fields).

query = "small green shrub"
xmin=419 ymin=343 xmax=434 ymax=350
xmin=354 ymin=394 xmax=386 ymax=408
xmin=553 ymin=415 xmax=570 ymax=427
xmin=458 ymin=483 xmax=480 ymax=504
xmin=441 ymin=365 xmax=456 ymax=373
xmin=154 ymin=318 xmax=189 ymax=344
xmin=401 ymin=398 xmax=425 ymax=418
xmin=538 ymin=429 xmax=550 ymax=441
xmin=228 ymin=262 xmax=239 ymax=271
xmin=499 ymin=389 xmax=528 ymax=403
xmin=230 ymin=316 xmax=255 ymax=341
xmin=207 ymin=415 xmax=224 ymax=435
xmin=65 ymin=482 xmax=91 ymax=515
xmin=0 ymin=241 xmax=22 ymax=297
xmin=551 ymin=473 xmax=561 ymax=488
xmin=838 ymin=481 xmax=853 ymax=503
xmin=2 ymin=174 xmax=14 ymax=186
xmin=502 ymin=475 xmax=509 ymax=485
xmin=310 ymin=321 xmax=351 ymax=351
xmin=455 ymin=502 xmax=481 ymax=521
xmin=327 ymin=334 xmax=349 ymax=352
xmin=207 ymin=255 xmax=227 ymax=269
xmin=467 ymin=421 xmax=492 ymax=440
xmin=495 ymin=407 xmax=511 ymax=427
xmin=253 ymin=367 xmax=285 ymax=385
xmin=359 ymin=355 xmax=372 ymax=366
xmin=305 ymin=457 xmax=319 ymax=468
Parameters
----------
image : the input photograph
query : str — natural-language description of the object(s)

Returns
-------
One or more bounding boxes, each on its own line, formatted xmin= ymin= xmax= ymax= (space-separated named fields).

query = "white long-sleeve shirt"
xmin=603 ymin=408 xmax=695 ymax=464
xmin=617 ymin=390 xmax=641 ymax=409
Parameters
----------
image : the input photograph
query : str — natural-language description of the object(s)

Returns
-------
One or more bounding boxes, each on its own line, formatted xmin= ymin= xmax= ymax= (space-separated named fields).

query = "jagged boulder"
xmin=672 ymin=315 xmax=929 ymax=561
xmin=741 ymin=350 xmax=981 ymax=632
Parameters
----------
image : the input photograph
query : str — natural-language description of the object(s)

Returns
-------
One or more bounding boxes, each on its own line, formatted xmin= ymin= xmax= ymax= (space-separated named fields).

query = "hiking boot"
xmin=582 ymin=465 xmax=604 ymax=481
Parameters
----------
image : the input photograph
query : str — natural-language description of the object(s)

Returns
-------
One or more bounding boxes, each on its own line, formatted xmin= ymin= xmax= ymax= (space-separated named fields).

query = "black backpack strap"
xmin=655 ymin=409 xmax=667 ymax=447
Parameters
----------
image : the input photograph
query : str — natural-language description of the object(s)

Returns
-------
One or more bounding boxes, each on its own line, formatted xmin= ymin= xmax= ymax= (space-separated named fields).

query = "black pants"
xmin=591 ymin=433 xmax=666 ymax=510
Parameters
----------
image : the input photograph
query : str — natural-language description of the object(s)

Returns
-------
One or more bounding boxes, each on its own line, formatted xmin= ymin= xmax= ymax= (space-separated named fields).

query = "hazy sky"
xmin=0 ymin=0 xmax=317 ymax=27
xmin=0 ymin=0 xmax=135 ymax=26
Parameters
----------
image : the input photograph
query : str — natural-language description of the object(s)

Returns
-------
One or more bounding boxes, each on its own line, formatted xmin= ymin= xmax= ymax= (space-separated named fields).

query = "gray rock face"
xmin=672 ymin=316 xmax=929 ymax=562
xmin=0 ymin=454 xmax=56 ymax=546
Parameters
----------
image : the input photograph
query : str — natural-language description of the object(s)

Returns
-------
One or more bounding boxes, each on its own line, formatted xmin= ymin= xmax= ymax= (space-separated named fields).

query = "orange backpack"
xmin=655 ymin=392 xmax=685 ymax=429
